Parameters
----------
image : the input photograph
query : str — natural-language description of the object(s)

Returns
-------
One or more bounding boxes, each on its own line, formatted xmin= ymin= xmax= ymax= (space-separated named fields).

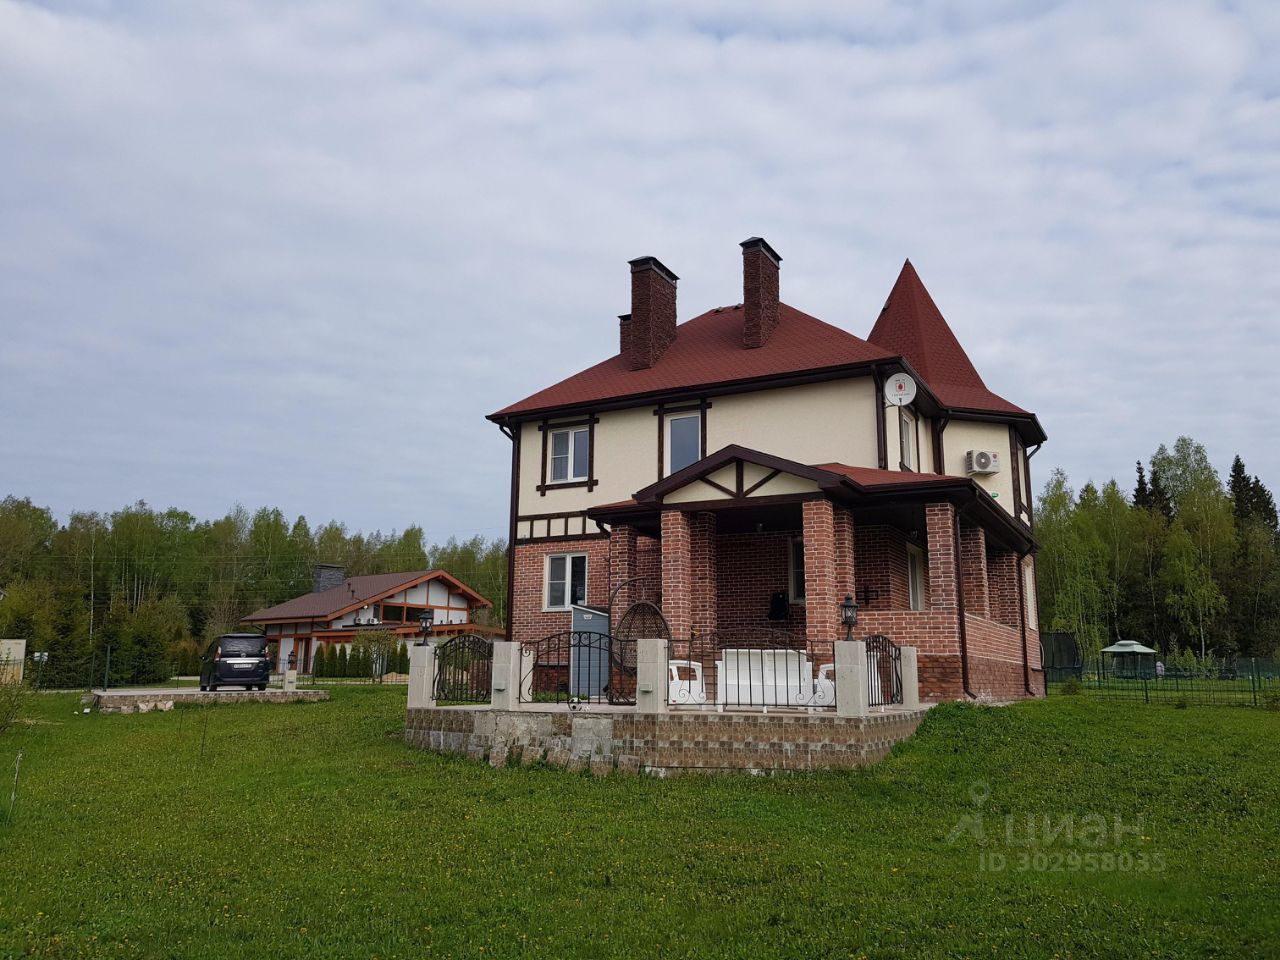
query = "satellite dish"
xmin=885 ymin=373 xmax=917 ymax=407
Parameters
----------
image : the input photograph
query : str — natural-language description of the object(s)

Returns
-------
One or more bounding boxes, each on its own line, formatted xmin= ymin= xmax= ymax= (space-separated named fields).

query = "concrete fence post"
xmin=835 ymin=640 xmax=869 ymax=718
xmin=635 ymin=638 xmax=669 ymax=714
xmin=489 ymin=640 xmax=525 ymax=711
xmin=901 ymin=646 xmax=921 ymax=710
xmin=407 ymin=642 xmax=437 ymax=710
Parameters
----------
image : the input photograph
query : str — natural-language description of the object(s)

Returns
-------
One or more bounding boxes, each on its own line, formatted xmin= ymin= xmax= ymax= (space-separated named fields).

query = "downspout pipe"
xmin=1017 ymin=548 xmax=1034 ymax=696
xmin=952 ymin=497 xmax=976 ymax=699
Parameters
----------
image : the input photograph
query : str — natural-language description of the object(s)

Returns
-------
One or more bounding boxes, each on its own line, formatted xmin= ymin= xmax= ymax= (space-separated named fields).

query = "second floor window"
xmin=667 ymin=413 xmax=701 ymax=474
xmin=899 ymin=408 xmax=916 ymax=471
xmin=550 ymin=427 xmax=590 ymax=482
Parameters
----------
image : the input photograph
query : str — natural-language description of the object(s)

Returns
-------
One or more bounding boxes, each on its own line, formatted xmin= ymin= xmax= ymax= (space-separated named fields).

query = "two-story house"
xmin=488 ymin=238 xmax=1046 ymax=700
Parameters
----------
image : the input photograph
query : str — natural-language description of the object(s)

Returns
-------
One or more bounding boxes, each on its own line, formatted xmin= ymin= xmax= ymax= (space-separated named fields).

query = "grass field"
xmin=2 ymin=688 xmax=1278 ymax=959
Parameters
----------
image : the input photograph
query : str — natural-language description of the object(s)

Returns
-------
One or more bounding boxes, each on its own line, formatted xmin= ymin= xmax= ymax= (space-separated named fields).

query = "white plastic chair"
xmin=668 ymin=660 xmax=708 ymax=705
xmin=810 ymin=663 xmax=836 ymax=707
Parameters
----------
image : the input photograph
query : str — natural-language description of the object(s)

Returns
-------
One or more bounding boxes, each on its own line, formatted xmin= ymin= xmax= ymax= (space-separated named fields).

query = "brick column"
xmin=833 ymin=505 xmax=856 ymax=602
xmin=660 ymin=510 xmax=692 ymax=641
xmin=689 ymin=512 xmax=718 ymax=638
xmin=987 ymin=547 xmax=1020 ymax=628
xmin=802 ymin=499 xmax=838 ymax=646
xmin=958 ymin=524 xmax=989 ymax=619
xmin=609 ymin=523 xmax=638 ymax=614
xmin=925 ymin=502 xmax=957 ymax=610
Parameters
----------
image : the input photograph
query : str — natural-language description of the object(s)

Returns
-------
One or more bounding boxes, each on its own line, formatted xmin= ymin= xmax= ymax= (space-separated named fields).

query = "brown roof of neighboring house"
xmin=489 ymin=302 xmax=895 ymax=419
xmin=243 ymin=569 xmax=490 ymax=623
xmin=868 ymin=260 xmax=1028 ymax=416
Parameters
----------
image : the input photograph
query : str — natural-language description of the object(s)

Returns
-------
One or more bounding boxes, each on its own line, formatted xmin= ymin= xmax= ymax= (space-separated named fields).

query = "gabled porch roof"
xmin=589 ymin=444 xmax=1035 ymax=552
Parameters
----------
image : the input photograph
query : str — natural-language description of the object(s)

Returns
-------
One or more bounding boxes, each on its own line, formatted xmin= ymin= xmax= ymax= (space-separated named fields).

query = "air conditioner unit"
xmin=353 ymin=617 xmax=364 ymax=625
xmin=965 ymin=450 xmax=1001 ymax=475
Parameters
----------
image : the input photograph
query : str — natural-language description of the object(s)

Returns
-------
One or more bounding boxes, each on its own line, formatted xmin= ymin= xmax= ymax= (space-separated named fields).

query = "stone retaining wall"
xmin=405 ymin=706 xmax=928 ymax=775
xmin=88 ymin=689 xmax=329 ymax=714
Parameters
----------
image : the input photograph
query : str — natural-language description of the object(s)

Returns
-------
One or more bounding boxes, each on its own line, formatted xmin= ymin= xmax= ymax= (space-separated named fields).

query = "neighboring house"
xmin=243 ymin=565 xmax=492 ymax=673
xmin=487 ymin=238 xmax=1047 ymax=701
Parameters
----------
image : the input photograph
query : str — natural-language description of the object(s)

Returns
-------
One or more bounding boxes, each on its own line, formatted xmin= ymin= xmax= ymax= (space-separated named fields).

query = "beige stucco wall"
xmin=517 ymin=377 xmax=880 ymax=518
xmin=706 ymin=378 xmax=879 ymax=467
xmin=942 ymin=420 xmax=1015 ymax=514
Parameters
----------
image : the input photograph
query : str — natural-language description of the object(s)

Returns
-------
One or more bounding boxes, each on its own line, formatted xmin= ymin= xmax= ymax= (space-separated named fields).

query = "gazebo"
xmin=1100 ymin=640 xmax=1157 ymax=680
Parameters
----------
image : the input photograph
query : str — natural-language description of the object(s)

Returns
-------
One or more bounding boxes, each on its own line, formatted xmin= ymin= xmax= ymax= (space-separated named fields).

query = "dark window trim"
xmin=655 ymin=400 xmax=711 ymax=479
xmin=538 ymin=415 xmax=599 ymax=495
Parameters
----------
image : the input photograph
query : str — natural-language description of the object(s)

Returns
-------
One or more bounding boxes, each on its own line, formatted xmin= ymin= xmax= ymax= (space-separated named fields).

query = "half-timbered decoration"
xmin=243 ymin=565 xmax=495 ymax=674
xmin=489 ymin=238 xmax=1047 ymax=702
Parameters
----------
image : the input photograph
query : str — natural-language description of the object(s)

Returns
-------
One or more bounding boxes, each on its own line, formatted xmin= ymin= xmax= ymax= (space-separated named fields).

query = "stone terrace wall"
xmin=405 ymin=706 xmax=929 ymax=776
xmin=90 ymin=689 xmax=329 ymax=714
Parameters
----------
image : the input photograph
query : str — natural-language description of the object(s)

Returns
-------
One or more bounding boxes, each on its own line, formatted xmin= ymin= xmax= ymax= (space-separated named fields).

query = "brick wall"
xmin=690 ymin=512 xmax=717 ymax=637
xmin=958 ymin=523 xmax=989 ymax=618
xmin=661 ymin=510 xmax=692 ymax=640
xmin=715 ymin=531 xmax=805 ymax=634
xmin=854 ymin=524 xmax=923 ymax=610
xmin=802 ymin=499 xmax=838 ymax=646
xmin=925 ymin=502 xmax=957 ymax=609
xmin=987 ymin=546 xmax=1020 ymax=628
xmin=833 ymin=506 xmax=856 ymax=600
xmin=511 ymin=537 xmax=610 ymax=643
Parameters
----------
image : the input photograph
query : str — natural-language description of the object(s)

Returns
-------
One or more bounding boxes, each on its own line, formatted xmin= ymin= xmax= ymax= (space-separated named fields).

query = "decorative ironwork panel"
xmin=614 ymin=600 xmax=671 ymax=643
xmin=864 ymin=634 xmax=903 ymax=707
xmin=521 ymin=631 xmax=636 ymax=706
xmin=432 ymin=634 xmax=493 ymax=704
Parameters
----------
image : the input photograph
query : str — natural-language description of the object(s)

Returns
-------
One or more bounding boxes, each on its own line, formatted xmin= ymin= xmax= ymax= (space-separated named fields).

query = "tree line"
xmin=1035 ymin=437 xmax=1278 ymax=663
xmin=0 ymin=499 xmax=507 ymax=688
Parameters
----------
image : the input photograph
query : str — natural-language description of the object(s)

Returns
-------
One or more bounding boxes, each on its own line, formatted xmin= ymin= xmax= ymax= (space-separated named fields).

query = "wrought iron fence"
xmin=865 ymin=634 xmax=903 ymax=707
xmin=520 ymin=631 xmax=636 ymax=706
xmin=1047 ymin=657 xmax=1280 ymax=708
xmin=432 ymin=634 xmax=493 ymax=705
xmin=667 ymin=628 xmax=836 ymax=710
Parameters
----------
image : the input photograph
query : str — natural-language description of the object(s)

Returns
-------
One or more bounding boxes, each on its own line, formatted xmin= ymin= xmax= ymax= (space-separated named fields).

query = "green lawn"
xmin=1 ymin=689 xmax=1278 ymax=959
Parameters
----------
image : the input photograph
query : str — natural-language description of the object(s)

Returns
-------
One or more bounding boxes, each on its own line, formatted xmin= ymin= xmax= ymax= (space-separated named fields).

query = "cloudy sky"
xmin=2 ymin=1 xmax=1277 ymax=542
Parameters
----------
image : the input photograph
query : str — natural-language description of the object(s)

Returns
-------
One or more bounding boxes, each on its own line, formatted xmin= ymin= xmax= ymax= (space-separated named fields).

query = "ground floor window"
xmin=907 ymin=545 xmax=925 ymax=611
xmin=545 ymin=553 xmax=588 ymax=610
xmin=788 ymin=537 xmax=806 ymax=603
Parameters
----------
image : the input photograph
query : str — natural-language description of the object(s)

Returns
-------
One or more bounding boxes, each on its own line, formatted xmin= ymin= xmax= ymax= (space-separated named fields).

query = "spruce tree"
xmin=1149 ymin=465 xmax=1174 ymax=522
xmin=1134 ymin=461 xmax=1152 ymax=509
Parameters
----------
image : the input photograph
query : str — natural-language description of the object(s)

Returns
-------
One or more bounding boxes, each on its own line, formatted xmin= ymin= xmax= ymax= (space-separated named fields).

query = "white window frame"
xmin=665 ymin=412 xmax=702 ymax=476
xmin=906 ymin=544 xmax=925 ymax=611
xmin=544 ymin=552 xmax=588 ymax=611
xmin=788 ymin=536 xmax=806 ymax=605
xmin=899 ymin=407 xmax=917 ymax=471
xmin=549 ymin=427 xmax=589 ymax=483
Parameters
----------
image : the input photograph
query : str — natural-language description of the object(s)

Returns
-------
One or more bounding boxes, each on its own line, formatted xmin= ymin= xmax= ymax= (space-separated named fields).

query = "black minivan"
xmin=200 ymin=633 xmax=272 ymax=691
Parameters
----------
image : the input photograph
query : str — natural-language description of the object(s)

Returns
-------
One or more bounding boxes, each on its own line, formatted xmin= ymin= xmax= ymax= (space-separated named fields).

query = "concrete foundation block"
xmin=615 ymin=755 xmax=641 ymax=776
xmin=589 ymin=756 xmax=614 ymax=778
xmin=488 ymin=744 xmax=508 ymax=768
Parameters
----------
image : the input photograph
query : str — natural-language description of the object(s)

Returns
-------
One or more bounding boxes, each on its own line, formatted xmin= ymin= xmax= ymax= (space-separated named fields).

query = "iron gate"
xmin=432 ymin=634 xmax=493 ymax=704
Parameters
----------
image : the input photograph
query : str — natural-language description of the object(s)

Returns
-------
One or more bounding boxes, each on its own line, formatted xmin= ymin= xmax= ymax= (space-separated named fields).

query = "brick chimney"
xmin=741 ymin=237 xmax=782 ymax=348
xmin=624 ymin=256 xmax=678 ymax=370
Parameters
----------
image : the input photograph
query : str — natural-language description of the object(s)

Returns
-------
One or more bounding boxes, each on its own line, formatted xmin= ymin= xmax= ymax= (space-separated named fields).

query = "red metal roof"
xmin=243 ymin=569 xmax=489 ymax=623
xmin=868 ymin=261 xmax=1027 ymax=416
xmin=491 ymin=303 xmax=895 ymax=418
